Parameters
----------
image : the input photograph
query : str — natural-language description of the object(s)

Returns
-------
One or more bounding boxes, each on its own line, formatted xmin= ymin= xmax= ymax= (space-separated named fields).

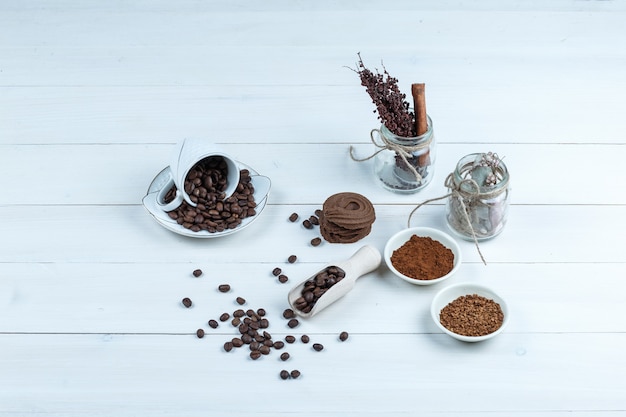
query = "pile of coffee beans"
xmin=292 ymin=266 xmax=346 ymax=314
xmin=164 ymin=157 xmax=257 ymax=233
xmin=439 ymin=294 xmax=504 ymax=337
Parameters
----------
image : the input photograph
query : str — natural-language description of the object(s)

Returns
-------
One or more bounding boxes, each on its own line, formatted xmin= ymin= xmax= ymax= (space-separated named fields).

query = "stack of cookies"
xmin=319 ymin=192 xmax=376 ymax=243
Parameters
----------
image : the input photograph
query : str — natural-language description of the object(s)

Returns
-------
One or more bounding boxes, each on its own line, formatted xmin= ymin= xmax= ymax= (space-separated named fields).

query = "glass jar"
xmin=372 ymin=115 xmax=435 ymax=193
xmin=446 ymin=152 xmax=510 ymax=240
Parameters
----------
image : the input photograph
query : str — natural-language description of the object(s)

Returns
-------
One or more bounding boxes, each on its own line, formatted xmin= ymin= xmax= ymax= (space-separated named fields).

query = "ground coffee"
xmin=439 ymin=294 xmax=504 ymax=337
xmin=390 ymin=235 xmax=454 ymax=280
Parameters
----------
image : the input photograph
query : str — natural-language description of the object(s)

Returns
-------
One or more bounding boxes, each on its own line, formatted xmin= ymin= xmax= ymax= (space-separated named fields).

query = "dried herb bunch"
xmin=352 ymin=54 xmax=416 ymax=137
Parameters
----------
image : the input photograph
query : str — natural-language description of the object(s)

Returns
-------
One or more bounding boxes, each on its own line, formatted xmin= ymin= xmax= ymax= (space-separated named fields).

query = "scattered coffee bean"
xmin=259 ymin=345 xmax=271 ymax=355
xmin=250 ymin=351 xmax=261 ymax=360
xmin=182 ymin=297 xmax=192 ymax=308
xmin=236 ymin=297 xmax=246 ymax=305
xmin=218 ymin=284 xmax=231 ymax=293
xmin=232 ymin=337 xmax=244 ymax=347
xmin=309 ymin=215 xmax=319 ymax=225
xmin=223 ymin=342 xmax=234 ymax=352
xmin=311 ymin=237 xmax=322 ymax=247
xmin=285 ymin=335 xmax=296 ymax=344
xmin=283 ymin=308 xmax=295 ymax=319
xmin=315 ymin=209 xmax=322 ymax=217
xmin=272 ymin=267 xmax=282 ymax=276
xmin=196 ymin=329 xmax=205 ymax=338
xmin=290 ymin=370 xmax=301 ymax=379
xmin=313 ymin=343 xmax=324 ymax=352
xmin=280 ymin=352 xmax=290 ymax=361
xmin=250 ymin=341 xmax=260 ymax=351
xmin=219 ymin=312 xmax=230 ymax=322
xmin=302 ymin=219 xmax=313 ymax=229
xmin=257 ymin=308 xmax=266 ymax=316
xmin=278 ymin=274 xmax=289 ymax=283
xmin=300 ymin=334 xmax=310 ymax=344
xmin=289 ymin=213 xmax=299 ymax=222
xmin=231 ymin=317 xmax=241 ymax=327
xmin=287 ymin=318 xmax=299 ymax=328
xmin=246 ymin=309 xmax=256 ymax=317
xmin=192 ymin=269 xmax=203 ymax=277
xmin=273 ymin=341 xmax=285 ymax=349
xmin=208 ymin=319 xmax=218 ymax=329
xmin=233 ymin=309 xmax=245 ymax=317
xmin=288 ymin=255 xmax=297 ymax=263
xmin=339 ymin=331 xmax=349 ymax=342
xmin=259 ymin=318 xmax=269 ymax=328
xmin=280 ymin=370 xmax=290 ymax=380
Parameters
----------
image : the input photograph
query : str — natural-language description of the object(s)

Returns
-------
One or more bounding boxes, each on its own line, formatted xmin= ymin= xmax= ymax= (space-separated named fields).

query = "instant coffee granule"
xmin=439 ymin=294 xmax=504 ymax=337
xmin=390 ymin=235 xmax=454 ymax=280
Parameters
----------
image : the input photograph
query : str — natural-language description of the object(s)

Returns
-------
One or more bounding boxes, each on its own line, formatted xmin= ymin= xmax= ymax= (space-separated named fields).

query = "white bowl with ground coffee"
xmin=431 ymin=282 xmax=509 ymax=342
xmin=384 ymin=227 xmax=461 ymax=286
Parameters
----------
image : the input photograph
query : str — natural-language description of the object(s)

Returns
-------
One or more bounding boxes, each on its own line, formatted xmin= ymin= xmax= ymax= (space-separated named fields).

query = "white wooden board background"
xmin=1 ymin=1 xmax=625 ymax=416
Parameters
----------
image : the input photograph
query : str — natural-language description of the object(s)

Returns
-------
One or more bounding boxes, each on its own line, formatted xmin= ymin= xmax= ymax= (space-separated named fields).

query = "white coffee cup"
xmin=157 ymin=138 xmax=240 ymax=212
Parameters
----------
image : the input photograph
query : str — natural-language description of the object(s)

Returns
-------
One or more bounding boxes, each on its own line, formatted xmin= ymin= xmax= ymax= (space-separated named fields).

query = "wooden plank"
xmin=0 ymin=143 xmax=622 ymax=205
xmin=0 ymin=262 xmax=624 ymax=334
xmin=0 ymin=204 xmax=623 ymax=264
xmin=0 ymin=332 xmax=624 ymax=415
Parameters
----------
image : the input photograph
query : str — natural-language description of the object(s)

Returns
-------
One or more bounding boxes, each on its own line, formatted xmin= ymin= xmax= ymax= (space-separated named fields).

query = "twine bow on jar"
xmin=349 ymin=127 xmax=433 ymax=183
xmin=407 ymin=173 xmax=490 ymax=265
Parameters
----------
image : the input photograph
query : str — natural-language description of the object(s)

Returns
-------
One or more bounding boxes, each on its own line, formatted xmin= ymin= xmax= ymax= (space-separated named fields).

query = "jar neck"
xmin=380 ymin=115 xmax=433 ymax=146
xmin=452 ymin=153 xmax=509 ymax=194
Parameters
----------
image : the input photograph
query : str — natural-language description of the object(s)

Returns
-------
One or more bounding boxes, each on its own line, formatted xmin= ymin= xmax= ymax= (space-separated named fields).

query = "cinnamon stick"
xmin=411 ymin=83 xmax=428 ymax=136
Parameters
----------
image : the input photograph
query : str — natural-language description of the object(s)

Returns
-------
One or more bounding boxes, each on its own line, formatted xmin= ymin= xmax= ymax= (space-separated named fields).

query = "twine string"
xmin=349 ymin=128 xmax=432 ymax=182
xmin=407 ymin=173 xmax=487 ymax=265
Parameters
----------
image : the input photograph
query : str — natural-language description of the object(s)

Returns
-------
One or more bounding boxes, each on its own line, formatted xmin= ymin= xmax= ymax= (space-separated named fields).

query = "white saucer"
xmin=142 ymin=163 xmax=271 ymax=238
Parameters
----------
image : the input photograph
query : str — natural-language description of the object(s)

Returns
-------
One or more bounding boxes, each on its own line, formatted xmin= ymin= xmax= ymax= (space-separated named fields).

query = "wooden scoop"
xmin=287 ymin=245 xmax=382 ymax=318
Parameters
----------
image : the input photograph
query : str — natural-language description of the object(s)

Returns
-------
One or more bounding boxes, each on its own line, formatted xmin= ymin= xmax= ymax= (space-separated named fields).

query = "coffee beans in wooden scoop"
xmin=292 ymin=266 xmax=346 ymax=314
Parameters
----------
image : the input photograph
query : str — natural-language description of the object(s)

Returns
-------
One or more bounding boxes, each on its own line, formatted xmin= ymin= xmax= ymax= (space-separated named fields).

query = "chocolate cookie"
xmin=319 ymin=192 xmax=375 ymax=243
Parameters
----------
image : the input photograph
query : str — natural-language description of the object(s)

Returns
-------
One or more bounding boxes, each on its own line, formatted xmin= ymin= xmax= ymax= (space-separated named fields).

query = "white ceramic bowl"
xmin=384 ymin=227 xmax=462 ymax=286
xmin=431 ymin=282 xmax=509 ymax=342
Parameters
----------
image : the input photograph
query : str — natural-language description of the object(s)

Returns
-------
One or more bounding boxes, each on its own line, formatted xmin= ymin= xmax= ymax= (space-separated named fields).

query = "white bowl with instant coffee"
xmin=431 ymin=282 xmax=509 ymax=342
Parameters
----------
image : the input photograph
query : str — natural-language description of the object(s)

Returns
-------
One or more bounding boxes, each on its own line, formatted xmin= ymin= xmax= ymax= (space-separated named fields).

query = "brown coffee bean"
xmin=231 ymin=317 xmax=241 ymax=327
xmin=259 ymin=345 xmax=270 ymax=355
xmin=285 ymin=335 xmax=296 ymax=344
xmin=290 ymin=370 xmax=301 ymax=379
xmin=246 ymin=309 xmax=256 ymax=317
xmin=192 ymin=269 xmax=203 ymax=277
xmin=196 ymin=329 xmax=205 ymax=338
xmin=223 ymin=342 xmax=234 ymax=352
xmin=278 ymin=274 xmax=289 ymax=283
xmin=313 ymin=343 xmax=324 ymax=352
xmin=250 ymin=351 xmax=261 ymax=360
xmin=218 ymin=284 xmax=231 ymax=293
xmin=257 ymin=308 xmax=266 ymax=316
xmin=236 ymin=297 xmax=246 ymax=305
xmin=287 ymin=318 xmax=299 ymax=328
xmin=280 ymin=352 xmax=290 ymax=361
xmin=300 ymin=334 xmax=310 ymax=344
xmin=339 ymin=331 xmax=349 ymax=341
xmin=309 ymin=215 xmax=319 ymax=225
xmin=241 ymin=334 xmax=253 ymax=344
xmin=249 ymin=341 xmax=260 ymax=351
xmin=283 ymin=308 xmax=295 ymax=319
xmin=302 ymin=219 xmax=313 ymax=229
xmin=208 ymin=319 xmax=218 ymax=329
xmin=280 ymin=370 xmax=290 ymax=380
xmin=288 ymin=213 xmax=299 ymax=222
xmin=232 ymin=337 xmax=244 ymax=347
xmin=233 ymin=309 xmax=245 ymax=317
xmin=259 ymin=318 xmax=269 ymax=329
xmin=273 ymin=341 xmax=285 ymax=350
xmin=288 ymin=255 xmax=297 ymax=263
xmin=219 ymin=313 xmax=230 ymax=322
xmin=182 ymin=297 xmax=192 ymax=308
xmin=272 ymin=267 xmax=282 ymax=276
xmin=311 ymin=237 xmax=322 ymax=247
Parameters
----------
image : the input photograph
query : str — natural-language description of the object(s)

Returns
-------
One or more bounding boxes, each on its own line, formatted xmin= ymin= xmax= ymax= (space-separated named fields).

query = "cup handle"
xmin=157 ymin=175 xmax=184 ymax=212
